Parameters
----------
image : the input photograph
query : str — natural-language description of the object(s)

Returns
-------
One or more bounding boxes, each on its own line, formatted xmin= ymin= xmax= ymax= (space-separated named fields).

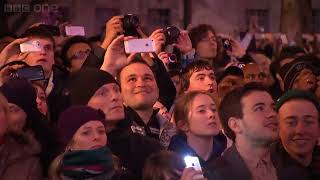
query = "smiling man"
xmin=276 ymin=90 xmax=320 ymax=178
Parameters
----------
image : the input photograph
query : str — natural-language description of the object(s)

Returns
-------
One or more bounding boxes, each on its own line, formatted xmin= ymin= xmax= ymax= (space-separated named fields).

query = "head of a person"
xmin=250 ymin=50 xmax=271 ymax=74
xmin=276 ymin=90 xmax=320 ymax=163
xmin=0 ymin=93 xmax=9 ymax=138
xmin=174 ymin=91 xmax=220 ymax=138
xmin=0 ymin=78 xmax=41 ymax=133
xmin=57 ymin=105 xmax=107 ymax=151
xmin=216 ymin=66 xmax=244 ymax=99
xmin=279 ymin=55 xmax=318 ymax=93
xmin=189 ymin=24 xmax=218 ymax=60
xmin=242 ymin=63 xmax=267 ymax=85
xmin=61 ymin=36 xmax=91 ymax=73
xmin=143 ymin=151 xmax=185 ymax=180
xmin=181 ymin=60 xmax=217 ymax=96
xmin=118 ymin=60 xmax=159 ymax=111
xmin=32 ymin=82 xmax=48 ymax=116
xmin=20 ymin=26 xmax=55 ymax=78
xmin=66 ymin=68 xmax=124 ymax=122
xmin=219 ymin=83 xmax=278 ymax=145
xmin=169 ymin=70 xmax=182 ymax=95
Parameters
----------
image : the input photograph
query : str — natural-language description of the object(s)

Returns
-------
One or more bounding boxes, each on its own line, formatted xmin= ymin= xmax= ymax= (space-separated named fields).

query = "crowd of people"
xmin=0 ymin=13 xmax=319 ymax=180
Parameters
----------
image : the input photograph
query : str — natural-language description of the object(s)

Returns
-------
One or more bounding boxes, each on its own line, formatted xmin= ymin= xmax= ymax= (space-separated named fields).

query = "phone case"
xmin=184 ymin=156 xmax=204 ymax=179
xmin=20 ymin=40 xmax=42 ymax=53
xmin=65 ymin=26 xmax=85 ymax=36
xmin=124 ymin=39 xmax=155 ymax=53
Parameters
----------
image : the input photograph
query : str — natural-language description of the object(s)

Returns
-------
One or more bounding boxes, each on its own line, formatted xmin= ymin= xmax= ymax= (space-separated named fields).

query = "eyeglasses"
xmin=200 ymin=36 xmax=217 ymax=43
xmin=70 ymin=49 xmax=91 ymax=60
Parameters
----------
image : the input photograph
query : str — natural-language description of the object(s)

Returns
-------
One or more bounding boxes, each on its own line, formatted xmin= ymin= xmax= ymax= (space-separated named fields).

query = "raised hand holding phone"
xmin=184 ymin=156 xmax=205 ymax=179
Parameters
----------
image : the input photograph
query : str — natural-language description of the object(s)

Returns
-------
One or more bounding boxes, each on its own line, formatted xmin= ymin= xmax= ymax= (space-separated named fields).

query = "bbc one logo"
xmin=4 ymin=4 xmax=59 ymax=13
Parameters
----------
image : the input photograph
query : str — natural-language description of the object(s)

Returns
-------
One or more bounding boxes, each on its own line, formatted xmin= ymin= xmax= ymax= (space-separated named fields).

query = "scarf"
xmin=61 ymin=146 xmax=114 ymax=179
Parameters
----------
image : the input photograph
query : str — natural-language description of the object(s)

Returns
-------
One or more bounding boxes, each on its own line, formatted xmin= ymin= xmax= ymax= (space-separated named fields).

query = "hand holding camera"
xmin=173 ymin=30 xmax=193 ymax=55
xmin=150 ymin=29 xmax=166 ymax=55
xmin=219 ymin=34 xmax=245 ymax=58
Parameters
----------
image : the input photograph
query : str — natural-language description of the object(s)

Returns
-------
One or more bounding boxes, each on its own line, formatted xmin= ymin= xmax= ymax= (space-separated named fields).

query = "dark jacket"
xmin=207 ymin=143 xmax=311 ymax=180
xmin=107 ymin=124 xmax=163 ymax=180
xmin=168 ymin=133 xmax=227 ymax=177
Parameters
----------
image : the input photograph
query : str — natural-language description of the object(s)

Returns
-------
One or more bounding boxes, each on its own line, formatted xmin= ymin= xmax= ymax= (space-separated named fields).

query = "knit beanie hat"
xmin=65 ymin=68 xmax=118 ymax=106
xmin=278 ymin=58 xmax=316 ymax=91
xmin=276 ymin=90 xmax=320 ymax=112
xmin=57 ymin=105 xmax=106 ymax=150
xmin=0 ymin=78 xmax=38 ymax=118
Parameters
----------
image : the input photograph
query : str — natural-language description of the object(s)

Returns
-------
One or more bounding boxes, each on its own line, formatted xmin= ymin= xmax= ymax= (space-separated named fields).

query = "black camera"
xmin=122 ymin=14 xmax=140 ymax=36
xmin=164 ymin=26 xmax=180 ymax=45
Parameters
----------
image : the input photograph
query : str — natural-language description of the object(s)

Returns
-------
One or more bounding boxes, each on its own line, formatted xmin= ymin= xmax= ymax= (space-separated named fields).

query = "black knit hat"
xmin=276 ymin=90 xmax=320 ymax=112
xmin=0 ymin=78 xmax=38 ymax=117
xmin=57 ymin=105 xmax=106 ymax=150
xmin=278 ymin=57 xmax=316 ymax=91
xmin=65 ymin=68 xmax=119 ymax=106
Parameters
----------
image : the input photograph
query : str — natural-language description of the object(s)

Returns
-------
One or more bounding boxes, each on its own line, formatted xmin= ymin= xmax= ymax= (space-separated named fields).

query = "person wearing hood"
xmin=0 ymin=92 xmax=42 ymax=180
xmin=0 ymin=78 xmax=59 ymax=177
xmin=168 ymin=91 xmax=227 ymax=179
xmin=61 ymin=68 xmax=162 ymax=180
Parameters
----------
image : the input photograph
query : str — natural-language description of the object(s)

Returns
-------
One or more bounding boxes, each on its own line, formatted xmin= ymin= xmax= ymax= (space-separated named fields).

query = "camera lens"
xmin=165 ymin=26 xmax=180 ymax=45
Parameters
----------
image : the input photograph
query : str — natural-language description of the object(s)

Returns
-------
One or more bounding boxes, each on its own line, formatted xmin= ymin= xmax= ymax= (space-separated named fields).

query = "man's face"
xmin=239 ymin=91 xmax=278 ymax=145
xmin=187 ymin=69 xmax=217 ymax=95
xmin=279 ymin=99 xmax=319 ymax=157
xmin=67 ymin=42 xmax=91 ymax=73
xmin=218 ymin=75 xmax=243 ymax=98
xmin=196 ymin=31 xmax=217 ymax=59
xmin=23 ymin=38 xmax=54 ymax=76
xmin=292 ymin=68 xmax=317 ymax=92
xmin=243 ymin=63 xmax=267 ymax=85
xmin=120 ymin=63 xmax=159 ymax=110
xmin=88 ymin=83 xmax=124 ymax=121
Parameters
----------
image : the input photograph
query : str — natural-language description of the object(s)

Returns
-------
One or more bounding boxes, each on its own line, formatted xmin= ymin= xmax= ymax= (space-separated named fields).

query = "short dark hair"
xmin=181 ymin=60 xmax=213 ymax=92
xmin=143 ymin=151 xmax=185 ymax=180
xmin=218 ymin=83 xmax=270 ymax=141
xmin=117 ymin=59 xmax=155 ymax=85
xmin=20 ymin=26 xmax=55 ymax=49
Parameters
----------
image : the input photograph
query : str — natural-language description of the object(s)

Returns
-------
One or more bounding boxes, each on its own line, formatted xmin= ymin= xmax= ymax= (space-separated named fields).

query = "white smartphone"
xmin=65 ymin=26 xmax=85 ymax=36
xmin=124 ymin=38 xmax=156 ymax=53
xmin=280 ymin=34 xmax=288 ymax=44
xmin=20 ymin=40 xmax=42 ymax=53
xmin=184 ymin=156 xmax=204 ymax=179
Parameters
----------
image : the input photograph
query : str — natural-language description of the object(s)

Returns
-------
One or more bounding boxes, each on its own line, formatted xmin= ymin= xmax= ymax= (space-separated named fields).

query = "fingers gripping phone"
xmin=184 ymin=156 xmax=204 ymax=179
xmin=124 ymin=38 xmax=156 ymax=53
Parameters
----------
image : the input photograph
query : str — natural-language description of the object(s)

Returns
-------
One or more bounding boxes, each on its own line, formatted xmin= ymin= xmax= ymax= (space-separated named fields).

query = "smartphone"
xmin=280 ymin=34 xmax=288 ymax=44
xmin=65 ymin=26 xmax=85 ymax=36
xmin=124 ymin=38 xmax=156 ymax=53
xmin=15 ymin=65 xmax=45 ymax=81
xmin=184 ymin=156 xmax=204 ymax=179
xmin=20 ymin=40 xmax=42 ymax=53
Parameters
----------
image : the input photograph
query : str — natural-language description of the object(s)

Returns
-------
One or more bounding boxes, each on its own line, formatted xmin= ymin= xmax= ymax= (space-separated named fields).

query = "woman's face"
xmin=186 ymin=94 xmax=221 ymax=137
xmin=70 ymin=121 xmax=107 ymax=151
xmin=196 ymin=31 xmax=218 ymax=59
xmin=35 ymin=85 xmax=48 ymax=116
xmin=7 ymin=103 xmax=27 ymax=133
xmin=0 ymin=106 xmax=7 ymax=137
